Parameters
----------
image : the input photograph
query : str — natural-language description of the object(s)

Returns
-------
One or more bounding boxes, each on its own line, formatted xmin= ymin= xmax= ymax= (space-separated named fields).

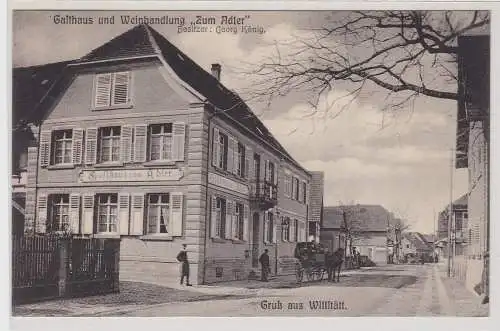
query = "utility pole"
xmin=447 ymin=148 xmax=454 ymax=278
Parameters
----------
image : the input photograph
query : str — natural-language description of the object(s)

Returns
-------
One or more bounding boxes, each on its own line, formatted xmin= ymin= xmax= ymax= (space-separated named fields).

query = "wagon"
xmin=293 ymin=242 xmax=328 ymax=283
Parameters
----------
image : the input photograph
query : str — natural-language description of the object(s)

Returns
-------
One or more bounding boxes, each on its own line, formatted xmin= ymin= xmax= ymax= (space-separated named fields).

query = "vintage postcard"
xmin=9 ymin=7 xmax=491 ymax=321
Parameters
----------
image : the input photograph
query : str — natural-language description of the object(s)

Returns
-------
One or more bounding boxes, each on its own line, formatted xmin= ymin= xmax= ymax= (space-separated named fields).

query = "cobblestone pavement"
xmin=12 ymin=264 xmax=488 ymax=317
xmin=12 ymin=281 xmax=250 ymax=317
xmin=112 ymin=264 xmax=489 ymax=317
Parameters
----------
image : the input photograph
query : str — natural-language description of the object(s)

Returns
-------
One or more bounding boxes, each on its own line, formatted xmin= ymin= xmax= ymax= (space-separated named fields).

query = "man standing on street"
xmin=259 ymin=249 xmax=270 ymax=282
xmin=177 ymin=244 xmax=192 ymax=286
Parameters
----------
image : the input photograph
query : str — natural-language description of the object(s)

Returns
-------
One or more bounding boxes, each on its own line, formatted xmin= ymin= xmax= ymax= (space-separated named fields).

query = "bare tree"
xmin=244 ymin=10 xmax=489 ymax=113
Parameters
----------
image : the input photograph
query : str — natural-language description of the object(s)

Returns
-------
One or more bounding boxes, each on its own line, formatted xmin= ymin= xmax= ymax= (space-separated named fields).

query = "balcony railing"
xmin=249 ymin=181 xmax=278 ymax=210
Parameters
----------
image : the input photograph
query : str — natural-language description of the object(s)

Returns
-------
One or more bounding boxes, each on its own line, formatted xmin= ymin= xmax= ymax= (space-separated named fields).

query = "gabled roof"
xmin=322 ymin=204 xmax=391 ymax=232
xmin=404 ymin=232 xmax=434 ymax=251
xmin=13 ymin=24 xmax=305 ymax=172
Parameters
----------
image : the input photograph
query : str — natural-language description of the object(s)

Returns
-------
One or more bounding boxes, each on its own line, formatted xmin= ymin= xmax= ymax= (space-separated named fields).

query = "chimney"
xmin=211 ymin=63 xmax=221 ymax=81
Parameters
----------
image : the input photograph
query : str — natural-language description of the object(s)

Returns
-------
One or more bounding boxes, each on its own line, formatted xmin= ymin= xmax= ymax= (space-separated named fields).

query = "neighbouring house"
xmin=13 ymin=24 xmax=322 ymax=285
xmin=455 ymin=30 xmax=490 ymax=297
xmin=437 ymin=194 xmax=468 ymax=258
xmin=307 ymin=171 xmax=324 ymax=242
xmin=321 ymin=204 xmax=392 ymax=265
xmin=401 ymin=232 xmax=434 ymax=262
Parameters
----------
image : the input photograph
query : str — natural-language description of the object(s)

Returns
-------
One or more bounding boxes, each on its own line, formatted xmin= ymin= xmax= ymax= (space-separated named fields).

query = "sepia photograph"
xmin=9 ymin=8 xmax=490 ymax=318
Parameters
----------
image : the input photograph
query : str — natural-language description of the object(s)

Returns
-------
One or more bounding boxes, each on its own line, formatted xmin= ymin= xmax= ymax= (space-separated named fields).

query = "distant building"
xmin=307 ymin=171 xmax=324 ymax=242
xmin=437 ymin=194 xmax=468 ymax=257
xmin=401 ymin=232 xmax=434 ymax=262
xmin=321 ymin=204 xmax=392 ymax=265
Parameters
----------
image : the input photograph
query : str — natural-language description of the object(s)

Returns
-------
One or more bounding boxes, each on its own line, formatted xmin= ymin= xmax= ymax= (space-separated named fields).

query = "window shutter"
xmin=298 ymin=181 xmax=303 ymax=203
xmin=69 ymin=193 xmax=80 ymax=234
xmin=85 ymin=128 xmax=98 ymax=165
xmin=36 ymin=194 xmax=48 ymax=233
xmin=245 ymin=146 xmax=252 ymax=180
xmin=227 ymin=136 xmax=235 ymax=173
xmin=72 ymin=129 xmax=84 ymax=165
xmin=273 ymin=164 xmax=278 ymax=186
xmin=39 ymin=130 xmax=51 ymax=167
xmin=212 ymin=127 xmax=220 ymax=167
xmin=290 ymin=220 xmax=295 ymax=242
xmin=170 ymin=193 xmax=184 ymax=236
xmin=291 ymin=177 xmax=296 ymax=200
xmin=94 ymin=73 xmax=112 ymax=108
xmin=118 ymin=193 xmax=130 ymax=235
xmin=130 ymin=194 xmax=145 ymax=235
xmin=172 ymin=122 xmax=186 ymax=161
xmin=82 ymin=194 xmax=94 ymax=234
xmin=134 ymin=124 xmax=147 ymax=163
xmin=120 ymin=126 xmax=133 ymax=163
xmin=211 ymin=196 xmax=218 ymax=238
xmin=243 ymin=205 xmax=249 ymax=241
xmin=225 ymin=200 xmax=234 ymax=239
xmin=111 ymin=71 xmax=131 ymax=106
xmin=233 ymin=139 xmax=239 ymax=175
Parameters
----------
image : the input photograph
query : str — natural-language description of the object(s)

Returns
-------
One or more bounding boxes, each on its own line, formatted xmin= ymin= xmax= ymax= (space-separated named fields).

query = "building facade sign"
xmin=208 ymin=172 xmax=249 ymax=195
xmin=79 ymin=168 xmax=184 ymax=183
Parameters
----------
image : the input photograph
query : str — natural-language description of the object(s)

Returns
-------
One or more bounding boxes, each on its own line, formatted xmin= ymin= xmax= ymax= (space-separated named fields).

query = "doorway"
xmin=252 ymin=212 xmax=260 ymax=268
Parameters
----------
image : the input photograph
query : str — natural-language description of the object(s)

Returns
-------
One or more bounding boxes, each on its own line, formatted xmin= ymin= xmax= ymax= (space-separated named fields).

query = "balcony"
xmin=249 ymin=181 xmax=278 ymax=210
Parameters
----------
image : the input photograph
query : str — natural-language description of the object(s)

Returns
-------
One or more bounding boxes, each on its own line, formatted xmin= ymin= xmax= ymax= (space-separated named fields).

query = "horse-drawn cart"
xmin=293 ymin=242 xmax=328 ymax=283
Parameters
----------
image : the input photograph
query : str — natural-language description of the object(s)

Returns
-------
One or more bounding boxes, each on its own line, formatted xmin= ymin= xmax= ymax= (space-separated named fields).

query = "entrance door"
xmin=252 ymin=212 xmax=260 ymax=268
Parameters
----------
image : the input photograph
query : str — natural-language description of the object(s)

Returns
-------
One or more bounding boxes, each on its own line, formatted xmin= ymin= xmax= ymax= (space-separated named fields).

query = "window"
xmin=302 ymin=182 xmax=307 ymax=203
xmin=293 ymin=177 xmax=300 ymax=200
xmin=282 ymin=218 xmax=290 ymax=242
xmin=99 ymin=126 xmax=121 ymax=162
xmin=94 ymin=72 xmax=131 ymax=109
xmin=49 ymin=194 xmax=69 ymax=232
xmin=236 ymin=143 xmax=245 ymax=177
xmin=150 ymin=124 xmax=173 ymax=161
xmin=235 ymin=203 xmax=244 ymax=240
xmin=97 ymin=194 xmax=118 ymax=233
xmin=52 ymin=130 xmax=73 ymax=165
xmin=147 ymin=194 xmax=169 ymax=234
xmin=407 ymin=244 xmax=410 ymax=248
xmin=268 ymin=161 xmax=275 ymax=183
xmin=215 ymin=197 xmax=227 ymax=238
xmin=294 ymin=220 xmax=299 ymax=242
xmin=218 ymin=133 xmax=228 ymax=170
xmin=264 ymin=212 xmax=274 ymax=243
xmin=284 ymin=174 xmax=292 ymax=197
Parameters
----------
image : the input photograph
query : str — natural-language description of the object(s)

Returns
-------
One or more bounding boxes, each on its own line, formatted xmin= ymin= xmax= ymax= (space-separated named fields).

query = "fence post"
xmin=113 ymin=239 xmax=120 ymax=292
xmin=57 ymin=238 xmax=69 ymax=298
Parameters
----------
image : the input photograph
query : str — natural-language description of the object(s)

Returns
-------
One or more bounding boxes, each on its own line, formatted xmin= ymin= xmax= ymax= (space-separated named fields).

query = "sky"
xmin=12 ymin=10 xmax=471 ymax=234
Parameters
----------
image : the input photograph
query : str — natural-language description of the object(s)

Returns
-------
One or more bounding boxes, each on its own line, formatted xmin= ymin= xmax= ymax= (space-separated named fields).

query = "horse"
xmin=326 ymin=248 xmax=345 ymax=283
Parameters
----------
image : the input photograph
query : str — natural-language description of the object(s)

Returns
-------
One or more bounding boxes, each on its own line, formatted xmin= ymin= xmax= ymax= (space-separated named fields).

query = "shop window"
xmin=94 ymin=72 xmax=131 ymax=109
xmin=52 ymin=130 xmax=73 ymax=165
xmin=48 ymin=194 xmax=70 ymax=232
xmin=149 ymin=124 xmax=173 ymax=161
xmin=99 ymin=126 xmax=121 ymax=163
xmin=97 ymin=194 xmax=118 ymax=233
xmin=147 ymin=193 xmax=169 ymax=234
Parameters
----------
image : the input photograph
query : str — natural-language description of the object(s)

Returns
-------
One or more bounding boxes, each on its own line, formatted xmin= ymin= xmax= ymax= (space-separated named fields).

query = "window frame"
xmin=52 ymin=129 xmax=73 ymax=165
xmin=218 ymin=133 xmax=228 ymax=171
xmin=146 ymin=193 xmax=170 ymax=235
xmin=282 ymin=218 xmax=290 ymax=242
xmin=215 ymin=197 xmax=227 ymax=238
xmin=99 ymin=126 xmax=121 ymax=163
xmin=236 ymin=143 xmax=245 ymax=178
xmin=49 ymin=194 xmax=70 ymax=232
xmin=96 ymin=193 xmax=118 ymax=234
xmin=149 ymin=123 xmax=174 ymax=162
xmin=234 ymin=202 xmax=244 ymax=240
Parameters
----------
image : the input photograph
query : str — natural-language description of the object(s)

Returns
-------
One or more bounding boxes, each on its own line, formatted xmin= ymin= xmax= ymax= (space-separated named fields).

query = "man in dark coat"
xmin=259 ymin=249 xmax=270 ymax=282
xmin=177 ymin=244 xmax=192 ymax=286
xmin=325 ymin=249 xmax=334 ymax=282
